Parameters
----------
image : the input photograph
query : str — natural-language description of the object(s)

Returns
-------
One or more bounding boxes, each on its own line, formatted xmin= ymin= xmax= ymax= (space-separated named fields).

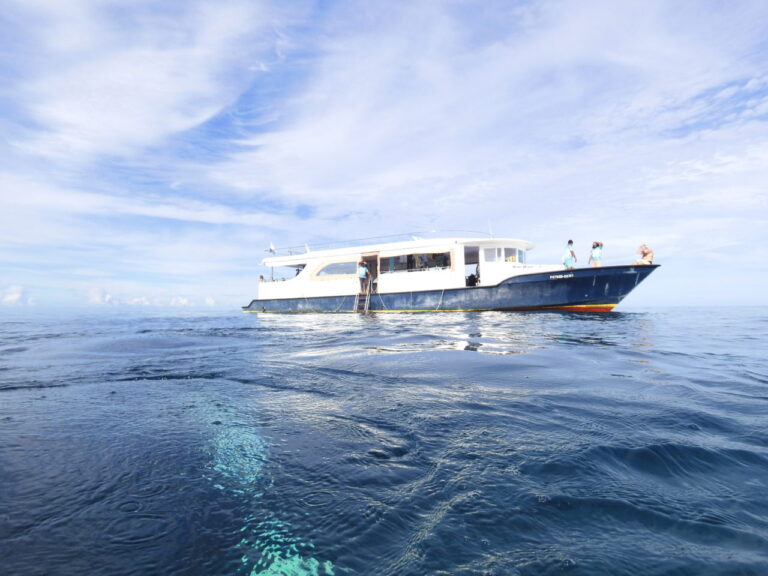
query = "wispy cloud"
xmin=208 ymin=2 xmax=768 ymax=222
xmin=7 ymin=0 xmax=282 ymax=162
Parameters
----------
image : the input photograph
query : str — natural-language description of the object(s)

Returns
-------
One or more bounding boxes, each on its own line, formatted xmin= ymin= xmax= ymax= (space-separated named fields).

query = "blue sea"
xmin=1 ymin=307 xmax=767 ymax=576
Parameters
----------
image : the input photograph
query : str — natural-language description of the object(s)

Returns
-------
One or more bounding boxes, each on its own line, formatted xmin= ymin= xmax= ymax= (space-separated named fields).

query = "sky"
xmin=1 ymin=0 xmax=767 ymax=311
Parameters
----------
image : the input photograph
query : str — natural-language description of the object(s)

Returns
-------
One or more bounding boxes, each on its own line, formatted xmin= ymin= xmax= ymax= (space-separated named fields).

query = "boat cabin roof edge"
xmin=262 ymin=237 xmax=534 ymax=267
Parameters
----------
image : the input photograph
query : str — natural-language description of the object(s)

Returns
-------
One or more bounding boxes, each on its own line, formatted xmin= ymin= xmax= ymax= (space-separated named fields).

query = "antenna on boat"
xmin=266 ymin=242 xmax=276 ymax=281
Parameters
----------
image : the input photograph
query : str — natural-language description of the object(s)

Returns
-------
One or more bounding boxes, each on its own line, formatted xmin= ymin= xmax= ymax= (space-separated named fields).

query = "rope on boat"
xmin=436 ymin=290 xmax=445 ymax=311
xmin=372 ymin=291 xmax=389 ymax=311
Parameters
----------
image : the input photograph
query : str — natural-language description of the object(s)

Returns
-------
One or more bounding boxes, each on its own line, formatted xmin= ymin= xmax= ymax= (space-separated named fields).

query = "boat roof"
xmin=262 ymin=237 xmax=534 ymax=267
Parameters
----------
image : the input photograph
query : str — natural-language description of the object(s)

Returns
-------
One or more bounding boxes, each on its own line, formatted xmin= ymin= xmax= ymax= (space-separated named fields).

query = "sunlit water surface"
xmin=1 ymin=308 xmax=767 ymax=575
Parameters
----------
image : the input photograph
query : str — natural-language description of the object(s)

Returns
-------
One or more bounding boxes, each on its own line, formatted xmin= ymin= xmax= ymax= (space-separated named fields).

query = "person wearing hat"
xmin=357 ymin=260 xmax=370 ymax=292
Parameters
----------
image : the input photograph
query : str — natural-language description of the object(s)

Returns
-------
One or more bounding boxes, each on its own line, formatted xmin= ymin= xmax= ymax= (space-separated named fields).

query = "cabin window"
xmin=317 ymin=261 xmax=357 ymax=276
xmin=380 ymin=251 xmax=451 ymax=273
xmin=484 ymin=247 xmax=525 ymax=263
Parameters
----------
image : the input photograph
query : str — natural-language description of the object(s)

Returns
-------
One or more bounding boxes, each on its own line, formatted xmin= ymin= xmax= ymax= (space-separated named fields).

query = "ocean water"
xmin=1 ymin=307 xmax=767 ymax=576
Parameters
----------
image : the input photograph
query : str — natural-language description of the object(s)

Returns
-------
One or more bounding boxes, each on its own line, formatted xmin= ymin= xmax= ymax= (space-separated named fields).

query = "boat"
xmin=242 ymin=235 xmax=659 ymax=313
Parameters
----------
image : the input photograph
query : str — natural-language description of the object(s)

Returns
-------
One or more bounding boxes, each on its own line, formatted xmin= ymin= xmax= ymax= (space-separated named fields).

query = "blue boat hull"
xmin=242 ymin=265 xmax=659 ymax=313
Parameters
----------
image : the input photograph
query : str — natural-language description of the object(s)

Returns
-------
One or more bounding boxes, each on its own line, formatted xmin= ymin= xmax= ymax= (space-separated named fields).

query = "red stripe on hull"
xmin=540 ymin=304 xmax=617 ymax=312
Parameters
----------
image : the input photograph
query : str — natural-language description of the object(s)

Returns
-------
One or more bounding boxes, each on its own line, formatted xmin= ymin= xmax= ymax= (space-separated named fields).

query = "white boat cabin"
xmin=257 ymin=237 xmax=560 ymax=300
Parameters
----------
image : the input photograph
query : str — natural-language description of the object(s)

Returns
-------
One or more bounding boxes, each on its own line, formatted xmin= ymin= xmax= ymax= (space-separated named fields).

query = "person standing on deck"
xmin=563 ymin=240 xmax=577 ymax=270
xmin=357 ymin=261 xmax=369 ymax=293
xmin=589 ymin=241 xmax=603 ymax=267
xmin=635 ymin=244 xmax=654 ymax=265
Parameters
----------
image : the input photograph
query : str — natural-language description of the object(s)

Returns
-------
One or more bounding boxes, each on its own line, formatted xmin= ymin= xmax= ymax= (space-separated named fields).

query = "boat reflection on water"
xmin=247 ymin=309 xmax=658 ymax=358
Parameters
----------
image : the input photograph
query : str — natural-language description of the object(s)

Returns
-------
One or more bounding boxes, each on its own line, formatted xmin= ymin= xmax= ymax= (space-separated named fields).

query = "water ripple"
xmin=1 ymin=308 xmax=767 ymax=575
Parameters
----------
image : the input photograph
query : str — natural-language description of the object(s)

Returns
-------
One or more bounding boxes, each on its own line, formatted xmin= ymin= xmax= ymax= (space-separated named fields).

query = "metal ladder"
xmin=354 ymin=281 xmax=371 ymax=314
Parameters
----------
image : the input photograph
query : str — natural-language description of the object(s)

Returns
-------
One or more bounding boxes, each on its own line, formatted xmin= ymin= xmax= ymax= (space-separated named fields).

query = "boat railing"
xmin=267 ymin=229 xmax=495 ymax=256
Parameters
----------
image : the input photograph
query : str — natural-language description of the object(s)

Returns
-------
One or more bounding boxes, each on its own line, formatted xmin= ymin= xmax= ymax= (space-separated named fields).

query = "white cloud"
xmin=208 ymin=0 xmax=768 ymax=224
xmin=8 ymin=0 xmax=278 ymax=162
xmin=126 ymin=296 xmax=152 ymax=306
xmin=87 ymin=287 xmax=114 ymax=305
xmin=0 ymin=171 xmax=288 ymax=232
xmin=2 ymin=285 xmax=27 ymax=305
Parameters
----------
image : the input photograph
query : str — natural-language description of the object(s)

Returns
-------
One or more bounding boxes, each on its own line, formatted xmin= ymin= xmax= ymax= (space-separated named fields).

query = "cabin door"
xmin=361 ymin=252 xmax=379 ymax=293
